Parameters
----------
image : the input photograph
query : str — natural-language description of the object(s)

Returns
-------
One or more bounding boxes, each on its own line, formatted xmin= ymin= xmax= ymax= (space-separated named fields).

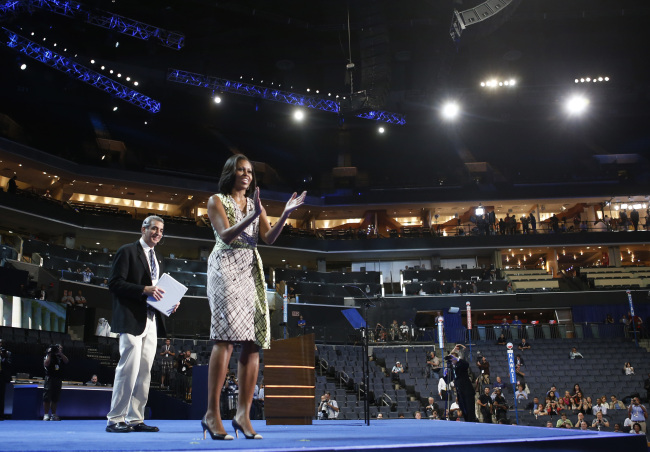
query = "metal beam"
xmin=3 ymin=28 xmax=161 ymax=113
xmin=30 ymin=0 xmax=185 ymax=50
xmin=167 ymin=68 xmax=406 ymax=125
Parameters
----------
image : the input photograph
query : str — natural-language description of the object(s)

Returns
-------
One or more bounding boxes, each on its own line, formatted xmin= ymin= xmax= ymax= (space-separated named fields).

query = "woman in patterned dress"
xmin=202 ymin=154 xmax=305 ymax=440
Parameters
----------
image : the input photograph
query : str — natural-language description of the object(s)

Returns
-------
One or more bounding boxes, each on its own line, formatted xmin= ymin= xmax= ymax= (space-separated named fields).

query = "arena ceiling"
xmin=1 ymin=0 xmax=650 ymax=196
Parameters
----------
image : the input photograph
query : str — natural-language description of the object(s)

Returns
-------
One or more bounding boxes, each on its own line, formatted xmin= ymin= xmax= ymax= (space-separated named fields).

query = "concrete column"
xmin=317 ymin=258 xmax=326 ymax=272
xmin=34 ymin=305 xmax=42 ymax=330
xmin=608 ymin=246 xmax=622 ymax=267
xmin=0 ymin=296 xmax=4 ymax=327
xmin=11 ymin=296 xmax=21 ymax=328
xmin=21 ymin=299 xmax=32 ymax=329
xmin=546 ymin=249 xmax=558 ymax=276
xmin=493 ymin=249 xmax=503 ymax=270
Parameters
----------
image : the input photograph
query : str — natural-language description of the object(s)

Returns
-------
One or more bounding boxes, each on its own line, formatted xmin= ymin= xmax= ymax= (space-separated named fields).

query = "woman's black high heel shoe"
xmin=201 ymin=416 xmax=234 ymax=440
xmin=232 ymin=419 xmax=262 ymax=439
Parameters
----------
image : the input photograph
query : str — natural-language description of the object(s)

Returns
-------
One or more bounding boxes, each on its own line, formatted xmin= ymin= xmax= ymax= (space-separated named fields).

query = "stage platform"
xmin=0 ymin=419 xmax=647 ymax=452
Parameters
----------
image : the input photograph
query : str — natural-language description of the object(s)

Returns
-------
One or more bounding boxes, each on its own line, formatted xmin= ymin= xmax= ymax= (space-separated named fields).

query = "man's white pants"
xmin=107 ymin=316 xmax=157 ymax=425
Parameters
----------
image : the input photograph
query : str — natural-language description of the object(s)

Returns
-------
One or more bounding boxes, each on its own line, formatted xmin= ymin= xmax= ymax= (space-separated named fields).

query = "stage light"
xmin=480 ymin=82 xmax=486 ymax=87
xmin=575 ymin=79 xmax=579 ymax=83
xmin=117 ymin=73 xmax=121 ymax=77
xmin=20 ymin=63 xmax=26 ymax=70
xmin=475 ymin=206 xmax=484 ymax=216
xmin=605 ymin=77 xmax=609 ymax=81
xmin=509 ymin=79 xmax=516 ymax=86
xmin=214 ymin=96 xmax=222 ymax=104
xmin=504 ymin=81 xmax=509 ymax=86
xmin=90 ymin=59 xmax=95 ymax=64
xmin=565 ymin=95 xmax=589 ymax=115
xmin=115 ymin=41 xmax=119 ymax=48
xmin=293 ymin=110 xmax=305 ymax=121
xmin=101 ymin=66 xmax=105 ymax=70
xmin=598 ymin=77 xmax=603 ymax=82
xmin=113 ymin=106 xmax=118 ymax=111
xmin=126 ymin=77 xmax=130 ymax=81
xmin=378 ymin=126 xmax=385 ymax=134
xmin=134 ymin=81 xmax=139 ymax=86
xmin=441 ymin=102 xmax=460 ymax=120
xmin=109 ymin=70 xmax=114 ymax=74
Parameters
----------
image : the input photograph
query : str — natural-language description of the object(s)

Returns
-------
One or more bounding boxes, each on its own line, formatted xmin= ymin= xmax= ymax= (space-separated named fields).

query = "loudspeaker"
xmin=448 ymin=307 xmax=460 ymax=314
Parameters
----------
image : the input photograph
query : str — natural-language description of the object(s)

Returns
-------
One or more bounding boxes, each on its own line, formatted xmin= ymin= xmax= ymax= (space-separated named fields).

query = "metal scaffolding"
xmin=3 ymin=28 xmax=161 ymax=113
xmin=167 ymin=69 xmax=406 ymax=125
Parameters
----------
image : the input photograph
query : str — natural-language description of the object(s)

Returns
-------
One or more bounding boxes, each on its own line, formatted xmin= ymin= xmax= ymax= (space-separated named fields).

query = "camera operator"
xmin=0 ymin=338 xmax=12 ymax=421
xmin=43 ymin=344 xmax=69 ymax=421
xmin=179 ymin=350 xmax=196 ymax=401
xmin=317 ymin=391 xmax=339 ymax=419
xmin=444 ymin=348 xmax=477 ymax=422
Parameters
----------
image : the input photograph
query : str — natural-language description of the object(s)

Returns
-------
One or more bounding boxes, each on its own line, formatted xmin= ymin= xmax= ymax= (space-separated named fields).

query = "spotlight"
xmin=214 ymin=96 xmax=222 ymax=104
xmin=565 ymin=95 xmax=589 ymax=115
xmin=101 ymin=66 xmax=105 ymax=70
xmin=90 ymin=59 xmax=95 ymax=64
xmin=113 ymin=106 xmax=118 ymax=111
xmin=575 ymin=79 xmax=579 ymax=83
xmin=480 ymin=82 xmax=486 ymax=87
xmin=509 ymin=79 xmax=516 ymax=86
xmin=115 ymin=41 xmax=119 ymax=48
xmin=134 ymin=81 xmax=139 ymax=86
xmin=378 ymin=126 xmax=385 ymax=134
xmin=20 ymin=63 xmax=27 ymax=70
xmin=293 ymin=110 xmax=305 ymax=121
xmin=441 ymin=102 xmax=460 ymax=120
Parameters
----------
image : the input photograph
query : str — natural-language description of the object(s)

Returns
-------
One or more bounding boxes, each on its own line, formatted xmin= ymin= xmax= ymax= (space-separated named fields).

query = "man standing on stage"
xmin=445 ymin=349 xmax=477 ymax=422
xmin=106 ymin=215 xmax=175 ymax=433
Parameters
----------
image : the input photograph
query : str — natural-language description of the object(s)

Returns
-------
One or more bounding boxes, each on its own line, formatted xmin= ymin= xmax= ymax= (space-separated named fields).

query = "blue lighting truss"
xmin=167 ymin=68 xmax=406 ymax=125
xmin=0 ymin=0 xmax=184 ymax=49
xmin=3 ymin=29 xmax=161 ymax=113
xmin=30 ymin=0 xmax=184 ymax=50
xmin=0 ymin=1 xmax=24 ymax=20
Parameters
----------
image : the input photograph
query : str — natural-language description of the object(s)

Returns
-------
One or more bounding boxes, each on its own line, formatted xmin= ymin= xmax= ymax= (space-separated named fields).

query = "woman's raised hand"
xmin=284 ymin=191 xmax=307 ymax=215
xmin=253 ymin=187 xmax=263 ymax=216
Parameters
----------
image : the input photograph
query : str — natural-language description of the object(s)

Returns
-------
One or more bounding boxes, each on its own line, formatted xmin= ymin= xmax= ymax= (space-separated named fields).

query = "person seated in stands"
xmin=624 ymin=362 xmax=635 ymax=375
xmin=546 ymin=385 xmax=558 ymax=398
xmin=515 ymin=354 xmax=524 ymax=367
xmin=610 ymin=395 xmax=626 ymax=410
xmin=605 ymin=314 xmax=615 ymax=324
xmin=376 ymin=413 xmax=383 ymax=420
xmin=414 ymin=411 xmax=422 ymax=419
xmin=81 ymin=267 xmax=94 ymax=284
xmin=579 ymin=420 xmax=589 ymax=430
xmin=391 ymin=361 xmax=404 ymax=381
xmin=518 ymin=338 xmax=531 ymax=351
xmin=425 ymin=396 xmax=439 ymax=419
xmin=60 ymin=290 xmax=74 ymax=306
xmin=546 ymin=396 xmax=560 ymax=416
xmin=560 ymin=390 xmax=572 ymax=411
xmin=496 ymin=333 xmax=507 ymax=345
xmin=574 ymin=412 xmax=586 ymax=428
xmin=493 ymin=376 xmax=507 ymax=394
xmin=389 ymin=320 xmax=400 ymax=341
xmin=515 ymin=384 xmax=527 ymax=405
xmin=569 ymin=347 xmax=583 ymax=359
xmin=593 ymin=396 xmax=608 ymax=415
xmin=591 ymin=411 xmax=610 ymax=428
xmin=556 ymin=412 xmax=573 ymax=428
xmin=426 ymin=351 xmax=441 ymax=380
xmin=74 ymin=290 xmax=86 ymax=307
xmin=582 ymin=396 xmax=593 ymax=414
xmin=450 ymin=282 xmax=461 ymax=294
xmin=493 ymin=388 xmax=508 ymax=422
xmin=399 ymin=321 xmax=409 ymax=341
xmin=534 ymin=398 xmax=548 ymax=417
xmin=630 ymin=422 xmax=644 ymax=435
xmin=85 ymin=374 xmax=100 ymax=386
xmin=506 ymin=282 xmax=514 ymax=293
xmin=572 ymin=391 xmax=585 ymax=412
xmin=613 ymin=423 xmax=622 ymax=433
xmin=100 ymin=279 xmax=108 ymax=287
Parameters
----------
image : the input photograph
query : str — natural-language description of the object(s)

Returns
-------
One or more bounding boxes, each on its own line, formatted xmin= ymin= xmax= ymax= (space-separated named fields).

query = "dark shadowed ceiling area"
xmin=1 ymin=0 xmax=650 ymax=197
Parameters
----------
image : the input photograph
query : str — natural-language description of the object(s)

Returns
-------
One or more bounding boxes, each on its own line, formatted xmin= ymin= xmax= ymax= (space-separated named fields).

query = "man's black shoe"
xmin=106 ymin=422 xmax=133 ymax=433
xmin=130 ymin=422 xmax=159 ymax=432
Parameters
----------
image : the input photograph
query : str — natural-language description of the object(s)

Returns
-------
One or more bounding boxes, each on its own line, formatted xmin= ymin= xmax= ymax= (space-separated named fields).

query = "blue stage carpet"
xmin=0 ymin=419 xmax=646 ymax=452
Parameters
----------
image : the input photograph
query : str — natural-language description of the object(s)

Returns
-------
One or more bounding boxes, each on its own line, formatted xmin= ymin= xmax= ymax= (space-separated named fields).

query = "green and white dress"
xmin=207 ymin=194 xmax=270 ymax=349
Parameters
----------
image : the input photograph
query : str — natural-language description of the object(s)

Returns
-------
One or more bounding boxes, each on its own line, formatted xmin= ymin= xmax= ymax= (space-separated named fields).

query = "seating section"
xmin=503 ymin=269 xmax=559 ymax=292
xmin=275 ymin=268 xmax=383 ymax=303
xmin=581 ymin=267 xmax=650 ymax=289
xmin=402 ymin=268 xmax=508 ymax=295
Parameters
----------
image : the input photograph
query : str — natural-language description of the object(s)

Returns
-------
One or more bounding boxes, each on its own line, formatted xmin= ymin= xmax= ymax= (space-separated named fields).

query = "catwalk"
xmin=0 ymin=419 xmax=646 ymax=452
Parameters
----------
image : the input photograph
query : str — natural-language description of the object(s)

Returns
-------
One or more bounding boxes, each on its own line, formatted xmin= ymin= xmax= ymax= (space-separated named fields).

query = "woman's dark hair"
xmin=218 ymin=154 xmax=256 ymax=196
